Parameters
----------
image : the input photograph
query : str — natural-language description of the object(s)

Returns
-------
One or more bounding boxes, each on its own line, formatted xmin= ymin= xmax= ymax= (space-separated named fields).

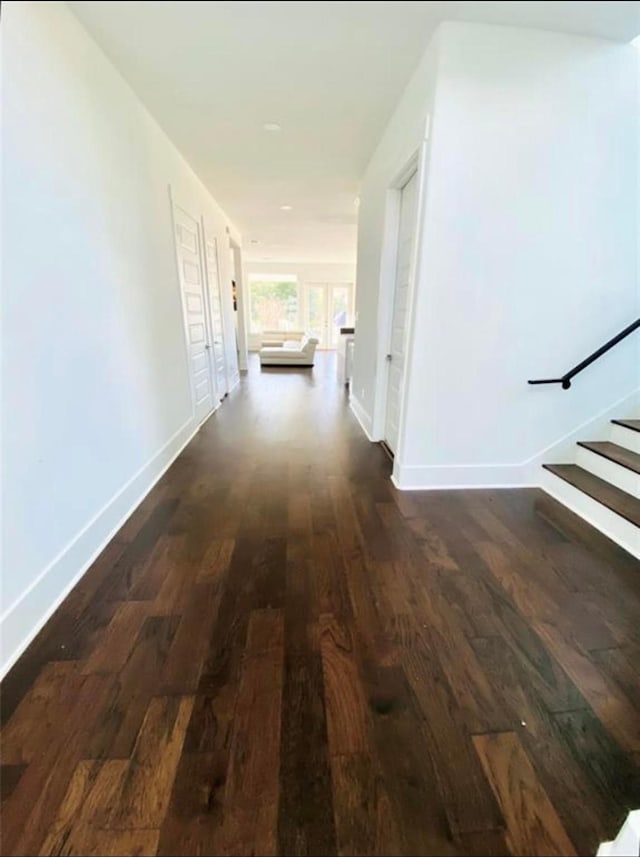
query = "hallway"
xmin=2 ymin=355 xmax=639 ymax=856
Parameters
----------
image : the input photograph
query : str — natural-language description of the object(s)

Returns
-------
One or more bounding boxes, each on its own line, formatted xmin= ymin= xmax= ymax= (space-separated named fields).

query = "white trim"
xmin=349 ymin=394 xmax=376 ymax=442
xmin=392 ymin=461 xmax=534 ymax=490
xmin=1 ymin=412 xmax=209 ymax=678
xmin=598 ymin=811 xmax=640 ymax=857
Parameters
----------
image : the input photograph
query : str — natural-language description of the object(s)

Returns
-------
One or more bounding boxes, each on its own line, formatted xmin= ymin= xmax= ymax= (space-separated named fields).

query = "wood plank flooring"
xmin=2 ymin=354 xmax=639 ymax=856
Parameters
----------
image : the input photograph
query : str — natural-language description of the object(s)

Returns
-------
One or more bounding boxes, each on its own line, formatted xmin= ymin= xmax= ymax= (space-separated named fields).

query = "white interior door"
xmin=173 ymin=205 xmax=215 ymax=424
xmin=384 ymin=170 xmax=418 ymax=454
xmin=202 ymin=229 xmax=228 ymax=399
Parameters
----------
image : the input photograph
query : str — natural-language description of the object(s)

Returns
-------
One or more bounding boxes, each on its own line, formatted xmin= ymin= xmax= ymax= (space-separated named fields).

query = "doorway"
xmin=384 ymin=169 xmax=418 ymax=454
xmin=306 ymin=283 xmax=354 ymax=349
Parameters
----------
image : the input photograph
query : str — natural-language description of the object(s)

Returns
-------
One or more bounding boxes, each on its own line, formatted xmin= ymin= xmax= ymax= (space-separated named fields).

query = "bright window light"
xmin=248 ymin=276 xmax=300 ymax=333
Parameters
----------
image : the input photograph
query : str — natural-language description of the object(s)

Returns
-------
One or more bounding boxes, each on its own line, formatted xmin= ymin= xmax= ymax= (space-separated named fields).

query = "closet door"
xmin=202 ymin=231 xmax=228 ymax=399
xmin=173 ymin=205 xmax=215 ymax=424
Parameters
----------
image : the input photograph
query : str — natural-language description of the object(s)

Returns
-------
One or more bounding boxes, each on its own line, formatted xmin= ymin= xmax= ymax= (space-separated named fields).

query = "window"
xmin=248 ymin=276 xmax=300 ymax=333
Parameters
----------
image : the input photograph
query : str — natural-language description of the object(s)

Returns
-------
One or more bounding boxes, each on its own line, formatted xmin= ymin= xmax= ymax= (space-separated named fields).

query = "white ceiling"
xmin=68 ymin=1 xmax=640 ymax=263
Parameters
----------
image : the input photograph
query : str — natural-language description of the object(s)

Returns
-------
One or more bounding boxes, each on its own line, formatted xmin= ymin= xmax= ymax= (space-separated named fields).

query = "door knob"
xmin=386 ymin=353 xmax=392 ymax=362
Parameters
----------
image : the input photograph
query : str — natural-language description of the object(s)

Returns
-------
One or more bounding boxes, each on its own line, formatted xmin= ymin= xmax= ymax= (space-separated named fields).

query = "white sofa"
xmin=259 ymin=335 xmax=319 ymax=367
xmin=260 ymin=330 xmax=305 ymax=347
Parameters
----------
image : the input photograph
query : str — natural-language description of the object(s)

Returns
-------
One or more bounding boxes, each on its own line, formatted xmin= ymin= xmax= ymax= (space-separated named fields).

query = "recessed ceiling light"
xmin=250 ymin=239 xmax=260 ymax=245
xmin=263 ymin=123 xmax=281 ymax=132
xmin=280 ymin=205 xmax=293 ymax=211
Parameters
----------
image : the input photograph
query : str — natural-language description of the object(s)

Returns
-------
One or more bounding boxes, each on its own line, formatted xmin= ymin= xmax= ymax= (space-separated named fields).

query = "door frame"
xmin=169 ymin=187 xmax=218 ymax=423
xmin=229 ymin=237 xmax=249 ymax=373
xmin=372 ymin=141 xmax=429 ymax=468
xmin=200 ymin=221 xmax=229 ymax=398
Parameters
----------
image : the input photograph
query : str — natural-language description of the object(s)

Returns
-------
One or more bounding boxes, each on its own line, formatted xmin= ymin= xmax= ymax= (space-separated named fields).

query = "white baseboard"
xmin=0 ymin=413 xmax=204 ymax=679
xmin=598 ymin=811 xmax=640 ymax=856
xmin=391 ymin=460 xmax=533 ymax=490
xmin=349 ymin=395 xmax=376 ymax=442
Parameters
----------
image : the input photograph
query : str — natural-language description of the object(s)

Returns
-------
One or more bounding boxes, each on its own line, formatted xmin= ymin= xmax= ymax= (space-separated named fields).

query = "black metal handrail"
xmin=528 ymin=317 xmax=640 ymax=390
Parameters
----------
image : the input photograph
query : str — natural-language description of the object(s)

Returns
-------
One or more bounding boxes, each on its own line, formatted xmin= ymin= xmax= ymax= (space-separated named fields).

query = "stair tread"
xmin=578 ymin=441 xmax=640 ymax=474
xmin=612 ymin=419 xmax=640 ymax=433
xmin=543 ymin=464 xmax=640 ymax=527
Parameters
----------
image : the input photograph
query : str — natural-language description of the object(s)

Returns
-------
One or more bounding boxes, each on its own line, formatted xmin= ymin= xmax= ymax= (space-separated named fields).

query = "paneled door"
xmin=202 ymin=228 xmax=228 ymax=399
xmin=173 ymin=205 xmax=215 ymax=424
xmin=384 ymin=170 xmax=418 ymax=454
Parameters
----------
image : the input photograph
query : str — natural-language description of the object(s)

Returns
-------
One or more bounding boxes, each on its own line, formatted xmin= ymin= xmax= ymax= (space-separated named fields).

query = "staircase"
xmin=541 ymin=418 xmax=640 ymax=559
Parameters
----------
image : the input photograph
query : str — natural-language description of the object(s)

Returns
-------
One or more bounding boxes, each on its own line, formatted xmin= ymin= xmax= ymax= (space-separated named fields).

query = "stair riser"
xmin=576 ymin=447 xmax=640 ymax=499
xmin=610 ymin=424 xmax=640 ymax=455
xmin=541 ymin=469 xmax=640 ymax=560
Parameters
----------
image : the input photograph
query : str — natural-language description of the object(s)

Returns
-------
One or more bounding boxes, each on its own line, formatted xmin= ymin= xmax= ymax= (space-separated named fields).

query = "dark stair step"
xmin=577 ymin=441 xmax=640 ymax=475
xmin=612 ymin=419 xmax=640 ymax=433
xmin=543 ymin=464 xmax=640 ymax=528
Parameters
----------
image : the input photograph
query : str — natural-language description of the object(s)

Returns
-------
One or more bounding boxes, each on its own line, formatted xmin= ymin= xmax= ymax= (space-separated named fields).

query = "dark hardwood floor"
xmin=2 ymin=354 xmax=639 ymax=856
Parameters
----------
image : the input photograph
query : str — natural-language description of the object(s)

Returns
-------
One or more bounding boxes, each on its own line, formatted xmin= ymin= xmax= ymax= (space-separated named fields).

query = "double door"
xmin=306 ymin=283 xmax=353 ymax=350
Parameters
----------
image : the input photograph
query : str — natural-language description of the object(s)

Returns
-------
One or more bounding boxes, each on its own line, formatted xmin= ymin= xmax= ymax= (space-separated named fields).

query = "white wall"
xmin=1 ymin=1 xmax=241 ymax=674
xmin=245 ymin=260 xmax=356 ymax=284
xmin=353 ymin=22 xmax=639 ymax=488
xmin=244 ymin=260 xmax=356 ymax=349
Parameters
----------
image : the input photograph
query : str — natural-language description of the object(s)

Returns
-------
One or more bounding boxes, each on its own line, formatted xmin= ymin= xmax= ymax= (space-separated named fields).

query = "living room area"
xmin=244 ymin=260 xmax=356 ymax=374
